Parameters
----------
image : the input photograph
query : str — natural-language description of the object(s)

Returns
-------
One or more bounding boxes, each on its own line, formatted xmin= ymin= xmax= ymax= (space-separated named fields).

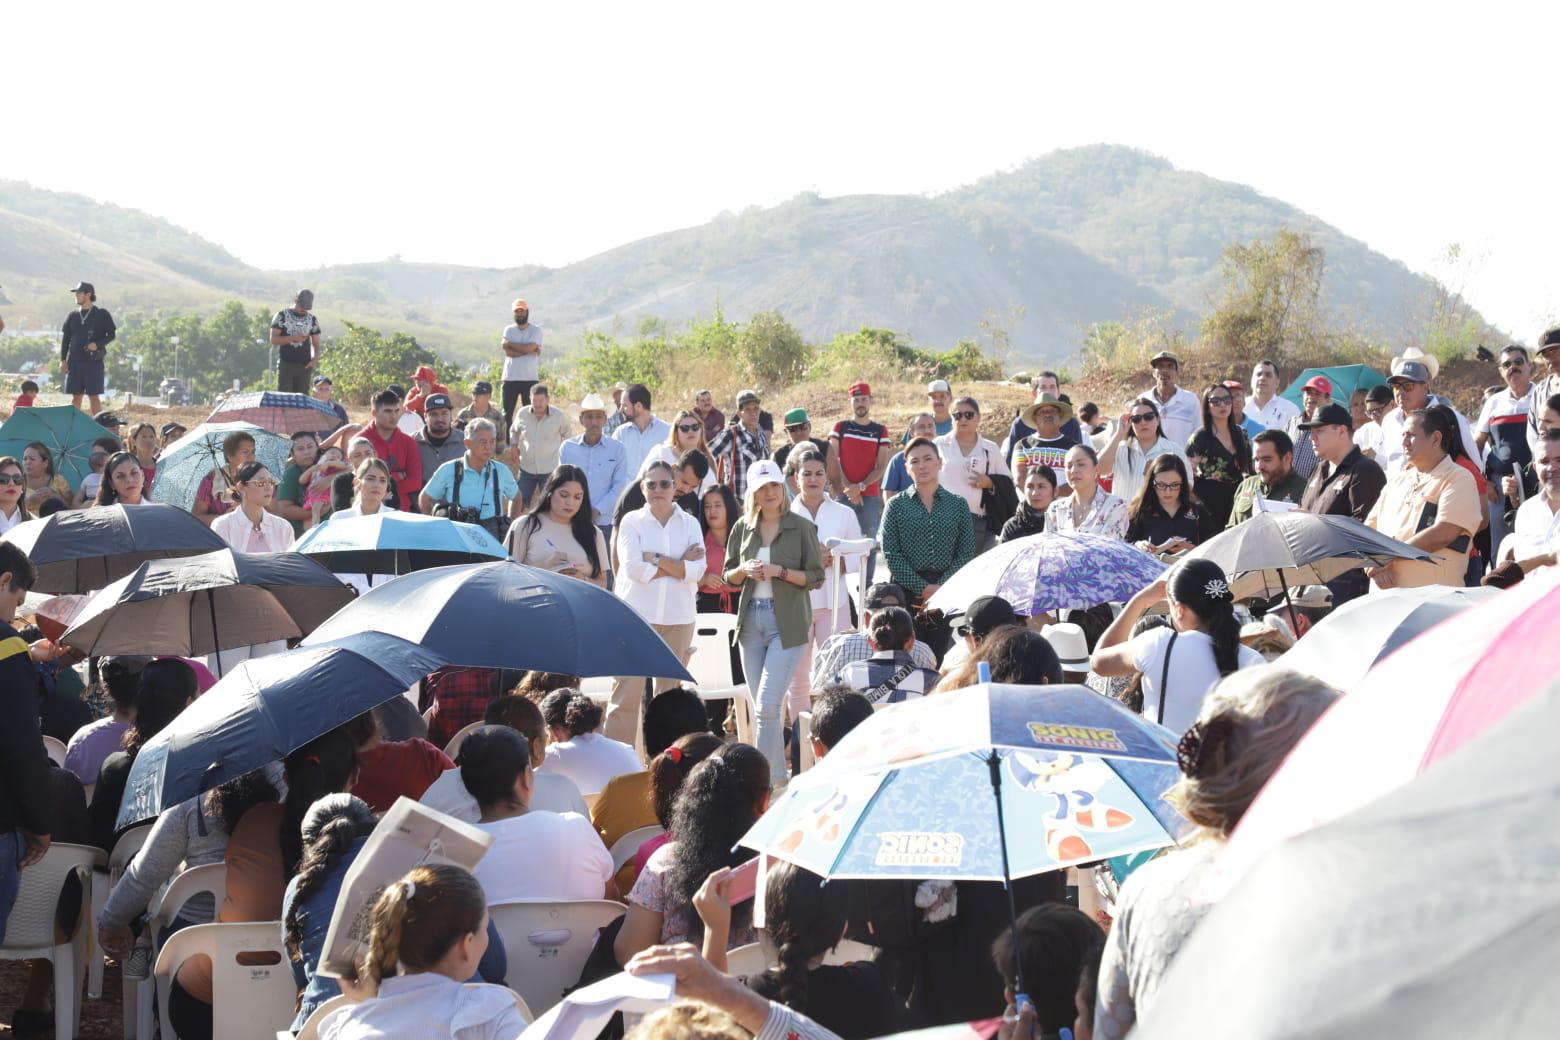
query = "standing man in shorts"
xmin=270 ymin=289 xmax=321 ymax=393
xmin=60 ymin=281 xmax=115 ymax=413
xmin=501 ymin=298 xmax=542 ymax=431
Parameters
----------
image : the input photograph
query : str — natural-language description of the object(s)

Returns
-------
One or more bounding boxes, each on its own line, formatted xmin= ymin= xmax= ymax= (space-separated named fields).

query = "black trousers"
xmin=502 ymin=380 xmax=536 ymax=432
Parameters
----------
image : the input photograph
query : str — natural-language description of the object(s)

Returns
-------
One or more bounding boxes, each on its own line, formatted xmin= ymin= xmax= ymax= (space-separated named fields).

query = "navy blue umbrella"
xmin=1 ymin=503 xmax=227 ymax=593
xmin=117 ymin=632 xmax=447 ymax=828
xmin=304 ymin=560 xmax=695 ymax=682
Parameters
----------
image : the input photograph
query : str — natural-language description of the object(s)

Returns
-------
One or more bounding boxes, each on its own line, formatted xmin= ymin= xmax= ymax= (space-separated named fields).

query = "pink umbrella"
xmin=206 ymin=391 xmax=339 ymax=435
xmin=1204 ymin=568 xmax=1560 ymax=900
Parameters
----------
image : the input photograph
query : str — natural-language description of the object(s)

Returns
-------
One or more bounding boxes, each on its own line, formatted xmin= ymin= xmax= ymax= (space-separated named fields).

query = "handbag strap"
xmin=865 ymin=659 xmax=920 ymax=705
xmin=1156 ymin=631 xmax=1178 ymax=726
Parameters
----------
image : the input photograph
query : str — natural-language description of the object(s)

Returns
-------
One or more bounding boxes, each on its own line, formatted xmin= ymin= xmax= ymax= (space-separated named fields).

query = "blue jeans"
xmin=738 ymin=599 xmax=807 ymax=786
xmin=518 ymin=469 xmax=546 ymax=510
xmin=0 ymin=831 xmax=18 ymax=946
xmin=838 ymin=494 xmax=883 ymax=584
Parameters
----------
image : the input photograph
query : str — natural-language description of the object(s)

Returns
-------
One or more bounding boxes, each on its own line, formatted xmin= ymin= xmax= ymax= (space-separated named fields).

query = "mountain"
xmin=0 ymin=146 xmax=1465 ymax=366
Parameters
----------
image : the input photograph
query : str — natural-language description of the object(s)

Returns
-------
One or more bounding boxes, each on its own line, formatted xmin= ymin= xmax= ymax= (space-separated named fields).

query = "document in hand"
xmin=317 ymin=796 xmax=494 ymax=979
xmin=517 ymin=971 xmax=676 ymax=1040
xmin=1254 ymin=495 xmax=1299 ymax=514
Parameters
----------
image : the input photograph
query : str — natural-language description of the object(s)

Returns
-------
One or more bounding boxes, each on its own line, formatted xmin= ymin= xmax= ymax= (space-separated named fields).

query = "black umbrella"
xmin=1 ymin=503 xmax=227 ymax=593
xmin=1183 ymin=511 xmax=1431 ymax=609
xmin=60 ymin=550 xmax=356 ymax=667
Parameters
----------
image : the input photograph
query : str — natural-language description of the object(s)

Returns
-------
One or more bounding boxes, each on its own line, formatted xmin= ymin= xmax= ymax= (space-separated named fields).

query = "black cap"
xmin=70 ymin=281 xmax=95 ymax=295
xmin=423 ymin=393 xmax=453 ymax=412
xmin=312 ymin=374 xmax=332 ymax=387
xmin=160 ymin=422 xmax=186 ymax=438
xmin=93 ymin=411 xmax=123 ymax=428
xmin=1539 ymin=326 xmax=1560 ymax=353
xmin=1297 ymin=402 xmax=1354 ymax=431
xmin=473 ymin=380 xmax=493 ymax=395
xmin=865 ymin=582 xmax=910 ymax=609
xmin=953 ymin=595 xmax=1019 ymax=638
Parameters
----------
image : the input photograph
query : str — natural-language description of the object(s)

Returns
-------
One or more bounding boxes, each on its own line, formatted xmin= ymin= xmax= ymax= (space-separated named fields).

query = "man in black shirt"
xmin=60 ymin=281 xmax=115 ymax=413
xmin=0 ymin=542 xmax=52 ymax=943
xmin=270 ymin=289 xmax=322 ymax=393
xmin=1301 ymin=403 xmax=1387 ymax=605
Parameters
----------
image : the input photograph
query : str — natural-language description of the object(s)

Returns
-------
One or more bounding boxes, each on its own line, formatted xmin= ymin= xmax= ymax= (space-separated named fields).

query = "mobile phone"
xmin=725 ymin=857 xmax=760 ymax=906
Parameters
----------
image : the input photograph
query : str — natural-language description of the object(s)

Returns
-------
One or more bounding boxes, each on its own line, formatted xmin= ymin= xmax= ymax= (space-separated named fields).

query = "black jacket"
xmin=998 ymin=503 xmax=1047 ymax=544
xmin=60 ymin=306 xmax=116 ymax=365
xmin=1301 ymin=447 xmax=1388 ymax=522
xmin=0 ymin=622 xmax=54 ymax=836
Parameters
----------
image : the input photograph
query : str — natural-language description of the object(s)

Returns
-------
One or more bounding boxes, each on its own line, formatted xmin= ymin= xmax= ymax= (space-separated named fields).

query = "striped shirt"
xmin=810 ymin=632 xmax=936 ymax=689
xmin=838 ymin=650 xmax=941 ymax=703
xmin=880 ymin=485 xmax=977 ymax=597
xmin=829 ymin=419 xmax=891 ymax=496
xmin=707 ymin=423 xmax=770 ymax=497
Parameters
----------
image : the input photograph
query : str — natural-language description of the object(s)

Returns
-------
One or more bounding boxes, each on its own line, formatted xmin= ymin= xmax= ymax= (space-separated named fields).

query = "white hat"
xmin=746 ymin=459 xmax=784 ymax=493
xmin=1041 ymin=622 xmax=1090 ymax=672
xmin=578 ymin=392 xmax=608 ymax=413
xmin=1391 ymin=346 xmax=1440 ymax=381
xmin=927 ymin=379 xmax=952 ymax=394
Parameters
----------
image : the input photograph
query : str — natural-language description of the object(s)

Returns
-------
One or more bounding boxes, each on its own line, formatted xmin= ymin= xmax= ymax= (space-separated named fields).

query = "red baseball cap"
xmin=1222 ymin=379 xmax=1245 ymax=392
xmin=848 ymin=381 xmax=872 ymax=397
xmin=1302 ymin=374 xmax=1333 ymax=396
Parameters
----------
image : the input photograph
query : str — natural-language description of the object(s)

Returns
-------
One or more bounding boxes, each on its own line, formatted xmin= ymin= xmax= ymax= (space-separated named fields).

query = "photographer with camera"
xmin=418 ymin=418 xmax=519 ymax=540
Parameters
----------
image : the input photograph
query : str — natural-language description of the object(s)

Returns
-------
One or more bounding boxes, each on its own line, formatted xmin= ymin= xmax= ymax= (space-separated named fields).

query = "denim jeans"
xmin=738 ymin=599 xmax=807 ymax=786
xmin=0 ymin=830 xmax=19 ymax=946
xmin=518 ymin=469 xmax=547 ymax=511
xmin=838 ymin=494 xmax=883 ymax=584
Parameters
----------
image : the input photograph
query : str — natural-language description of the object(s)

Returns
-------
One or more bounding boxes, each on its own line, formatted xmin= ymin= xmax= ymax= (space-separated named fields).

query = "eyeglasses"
xmin=676 ymin=423 xmax=702 ymax=433
xmin=1500 ymin=359 xmax=1526 ymax=369
xmin=1152 ymin=480 xmax=1184 ymax=492
xmin=952 ymin=410 xmax=978 ymax=420
xmin=1365 ymin=406 xmax=1386 ymax=417
xmin=244 ymin=478 xmax=278 ymax=489
xmin=1130 ymin=413 xmax=1158 ymax=424
xmin=643 ymin=479 xmax=673 ymax=490
xmin=0 ymin=475 xmax=23 ymax=486
xmin=1208 ymin=395 xmax=1233 ymax=405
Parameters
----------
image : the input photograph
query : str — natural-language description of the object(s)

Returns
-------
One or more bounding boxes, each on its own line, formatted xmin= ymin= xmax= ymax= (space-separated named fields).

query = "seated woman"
xmin=835 ymin=606 xmax=942 ymax=704
xmin=1094 ymin=667 xmax=1339 ymax=1039
xmin=345 ymin=709 xmax=453 ymax=813
xmin=420 ymin=694 xmax=589 ymax=823
xmin=461 ymin=726 xmax=613 ymax=903
xmin=317 ymin=865 xmax=526 ymax=1040
xmin=630 ymin=731 xmax=724 ymax=887
xmin=535 ymin=690 xmax=641 ymax=797
xmin=88 ymin=658 xmax=198 ymax=852
xmin=615 ymin=743 xmax=770 ymax=964
xmin=1124 ymin=454 xmax=1217 ymax=557
xmin=695 ymin=859 xmax=908 ymax=1039
xmin=999 ymin=465 xmax=1056 ymax=543
xmin=63 ymin=653 xmax=143 ymax=785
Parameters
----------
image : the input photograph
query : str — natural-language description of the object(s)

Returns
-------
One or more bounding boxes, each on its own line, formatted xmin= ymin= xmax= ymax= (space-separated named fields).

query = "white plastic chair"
xmin=42 ymin=734 xmax=67 ymax=766
xmin=138 ymin=863 xmax=228 ymax=1040
xmin=487 ymin=899 xmax=627 ymax=1016
xmin=686 ymin=613 xmax=744 ymax=698
xmin=0 ymin=842 xmax=106 ymax=1040
xmin=607 ymin=824 xmax=666 ymax=877
xmin=88 ymin=821 xmax=153 ymax=999
xmin=796 ymin=710 xmax=817 ymax=772
xmin=154 ymin=921 xmax=294 ymax=1040
xmin=443 ymin=720 xmax=486 ymax=759
xmin=580 ymin=675 xmax=612 ymax=704
xmin=725 ymin=941 xmax=772 ymax=977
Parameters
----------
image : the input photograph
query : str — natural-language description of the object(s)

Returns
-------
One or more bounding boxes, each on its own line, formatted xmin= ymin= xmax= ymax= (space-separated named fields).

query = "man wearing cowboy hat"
xmin=1529 ymin=326 xmax=1560 ymax=457
xmin=60 ymin=281 xmax=116 ymax=413
xmin=1147 ymin=349 xmax=1202 ymax=446
xmin=1376 ymin=356 xmax=1477 ymax=474
xmin=1002 ymin=371 xmax=1085 ymax=467
xmin=269 ymin=289 xmax=321 ymax=394
xmin=500 ymin=298 xmax=542 ymax=431
xmin=560 ymin=392 xmax=628 ymax=546
xmin=1013 ymin=392 xmax=1078 ymax=494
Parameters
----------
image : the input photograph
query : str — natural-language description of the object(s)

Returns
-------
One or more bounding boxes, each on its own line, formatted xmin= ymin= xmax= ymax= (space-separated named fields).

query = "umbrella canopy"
xmin=291 ymin=511 xmax=506 ymax=576
xmin=1 ymin=503 xmax=228 ymax=593
xmin=304 ymin=559 xmax=694 ymax=681
xmin=0 ymin=404 xmax=109 ymax=493
xmin=206 ymin=391 xmax=341 ymax=435
xmin=742 ymin=684 xmax=1185 ymax=881
xmin=116 ymin=632 xmax=447 ymax=828
xmin=927 ymin=533 xmax=1166 ymax=616
xmin=1278 ymin=363 xmax=1387 ymax=409
xmin=1275 ymin=584 xmax=1498 ymax=689
xmin=1182 ymin=511 xmax=1429 ymax=601
xmin=149 ymin=421 xmax=291 ymax=511
xmin=1208 ymin=568 xmax=1560 ymax=902
xmin=1143 ymin=681 xmax=1560 ymax=1040
xmin=61 ymin=549 xmax=356 ymax=659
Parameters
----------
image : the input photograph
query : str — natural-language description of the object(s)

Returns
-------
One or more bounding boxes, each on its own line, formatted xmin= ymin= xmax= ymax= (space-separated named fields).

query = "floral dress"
xmin=1186 ymin=429 xmax=1250 ymax=529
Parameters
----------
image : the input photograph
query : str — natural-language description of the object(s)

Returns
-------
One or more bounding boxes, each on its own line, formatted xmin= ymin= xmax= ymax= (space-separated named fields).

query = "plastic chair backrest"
xmin=797 ymin=710 xmax=817 ymax=772
xmin=443 ymin=720 xmax=485 ymax=759
xmin=608 ymin=824 xmax=666 ymax=876
xmin=108 ymin=822 xmax=154 ymax=873
xmin=725 ymin=941 xmax=772 ymax=977
xmin=154 ymin=922 xmax=295 ymax=1040
xmin=42 ymin=734 xmax=67 ymax=766
xmin=292 ymin=993 xmax=349 ymax=1040
xmin=487 ymin=899 xmax=627 ymax=1016
xmin=0 ymin=843 xmax=104 ymax=950
xmin=151 ymin=862 xmax=229 ymax=929
xmin=686 ymin=612 xmax=741 ymax=693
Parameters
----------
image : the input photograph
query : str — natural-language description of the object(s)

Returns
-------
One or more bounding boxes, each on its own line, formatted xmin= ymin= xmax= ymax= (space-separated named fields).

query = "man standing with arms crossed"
xmin=500 ymin=298 xmax=542 ymax=432
xmin=827 ymin=381 xmax=893 ymax=583
xmin=270 ymin=289 xmax=321 ymax=393
xmin=61 ymin=281 xmax=115 ymax=413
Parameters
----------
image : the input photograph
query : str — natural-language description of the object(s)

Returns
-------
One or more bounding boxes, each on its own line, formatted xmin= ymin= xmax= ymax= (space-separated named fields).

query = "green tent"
xmin=1280 ymin=363 xmax=1388 ymax=408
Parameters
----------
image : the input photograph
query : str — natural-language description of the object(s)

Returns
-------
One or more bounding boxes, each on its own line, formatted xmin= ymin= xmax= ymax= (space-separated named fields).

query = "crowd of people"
xmin=0 ymin=281 xmax=1557 ymax=1039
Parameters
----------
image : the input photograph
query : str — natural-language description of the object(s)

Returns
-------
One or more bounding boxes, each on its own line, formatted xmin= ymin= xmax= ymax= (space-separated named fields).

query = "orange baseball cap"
xmin=512 ymin=298 xmax=529 ymax=311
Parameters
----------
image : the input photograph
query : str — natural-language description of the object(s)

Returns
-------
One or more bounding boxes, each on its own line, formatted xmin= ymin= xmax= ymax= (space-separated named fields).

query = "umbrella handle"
xmin=986 ymin=750 xmax=1025 ymax=997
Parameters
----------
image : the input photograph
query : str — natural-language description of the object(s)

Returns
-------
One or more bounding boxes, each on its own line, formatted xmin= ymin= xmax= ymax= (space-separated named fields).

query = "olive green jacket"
xmin=725 ymin=510 xmax=826 ymax=649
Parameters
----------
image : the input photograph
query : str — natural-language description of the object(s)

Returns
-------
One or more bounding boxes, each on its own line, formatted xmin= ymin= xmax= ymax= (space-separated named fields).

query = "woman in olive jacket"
xmin=723 ymin=460 xmax=825 ymax=786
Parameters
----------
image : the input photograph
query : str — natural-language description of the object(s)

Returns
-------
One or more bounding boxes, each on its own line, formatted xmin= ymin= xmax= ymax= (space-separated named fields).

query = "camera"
xmin=431 ymin=501 xmax=482 ymax=526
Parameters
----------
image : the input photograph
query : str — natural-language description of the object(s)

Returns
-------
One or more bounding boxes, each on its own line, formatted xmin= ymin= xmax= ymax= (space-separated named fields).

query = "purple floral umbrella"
xmin=927 ymin=532 xmax=1165 ymax=616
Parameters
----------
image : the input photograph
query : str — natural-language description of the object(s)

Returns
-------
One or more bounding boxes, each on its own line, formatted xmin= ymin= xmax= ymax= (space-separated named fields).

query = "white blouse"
xmin=791 ymin=496 xmax=863 ymax=612
xmin=613 ymin=505 xmax=707 ymax=625
xmin=211 ymin=508 xmax=297 ymax=553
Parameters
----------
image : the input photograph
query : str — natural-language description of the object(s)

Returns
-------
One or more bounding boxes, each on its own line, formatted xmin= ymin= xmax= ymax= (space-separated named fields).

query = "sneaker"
xmin=123 ymin=939 xmax=152 ymax=981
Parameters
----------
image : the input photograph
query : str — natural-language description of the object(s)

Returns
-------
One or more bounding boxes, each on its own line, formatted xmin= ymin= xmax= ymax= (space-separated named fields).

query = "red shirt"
xmin=351 ymin=739 xmax=454 ymax=813
xmin=404 ymin=383 xmax=451 ymax=417
xmin=361 ymin=423 xmax=424 ymax=508
xmin=13 ymin=393 xmax=35 ymax=410
xmin=828 ymin=419 xmax=891 ymax=497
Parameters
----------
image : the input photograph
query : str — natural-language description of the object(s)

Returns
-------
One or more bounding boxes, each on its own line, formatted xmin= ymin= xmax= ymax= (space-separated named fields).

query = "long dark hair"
xmin=1195 ymin=384 xmax=1252 ymax=473
xmin=122 ymin=659 xmax=197 ymax=756
xmin=280 ymin=729 xmax=359 ymax=876
xmin=205 ymin=770 xmax=281 ymax=835
xmin=519 ymin=464 xmax=601 ymax=578
xmin=95 ymin=451 xmax=144 ymax=506
xmin=284 ymin=794 xmax=376 ymax=962
xmin=1170 ymin=558 xmax=1243 ymax=677
xmin=698 ymin=484 xmax=740 ymax=539
xmin=664 ymin=743 xmax=769 ymax=941
xmin=748 ymin=861 xmax=849 ymax=1016
xmin=1128 ymin=454 xmax=1198 ymax=526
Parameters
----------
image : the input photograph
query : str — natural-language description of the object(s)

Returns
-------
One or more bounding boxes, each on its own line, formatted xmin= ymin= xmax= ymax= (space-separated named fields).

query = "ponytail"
xmin=748 ymin=861 xmax=848 ymax=1016
xmin=1168 ymin=558 xmax=1242 ymax=677
xmin=363 ymin=864 xmax=486 ymax=986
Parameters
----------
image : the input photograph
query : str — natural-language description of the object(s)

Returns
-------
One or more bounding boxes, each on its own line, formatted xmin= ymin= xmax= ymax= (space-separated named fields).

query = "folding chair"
xmin=0 ymin=842 xmax=106 ymax=1040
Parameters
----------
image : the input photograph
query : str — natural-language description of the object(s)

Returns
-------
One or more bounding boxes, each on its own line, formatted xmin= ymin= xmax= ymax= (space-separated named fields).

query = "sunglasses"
xmin=0 ymin=474 xmax=22 ymax=486
xmin=1153 ymin=480 xmax=1184 ymax=492
xmin=643 ymin=479 xmax=673 ymax=490
xmin=952 ymin=410 xmax=978 ymax=420
xmin=676 ymin=423 xmax=702 ymax=433
xmin=785 ymin=423 xmax=810 ymax=432
xmin=1208 ymin=395 xmax=1233 ymax=405
xmin=1130 ymin=413 xmax=1158 ymax=424
xmin=1500 ymin=359 xmax=1526 ymax=369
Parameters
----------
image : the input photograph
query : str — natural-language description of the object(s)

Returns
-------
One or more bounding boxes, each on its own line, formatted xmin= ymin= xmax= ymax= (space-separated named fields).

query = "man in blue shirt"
xmin=560 ymin=392 xmax=628 ymax=549
xmin=418 ymin=418 xmax=518 ymax=540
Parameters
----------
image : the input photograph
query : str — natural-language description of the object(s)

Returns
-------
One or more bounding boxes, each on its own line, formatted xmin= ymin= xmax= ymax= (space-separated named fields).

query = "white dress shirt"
xmin=1508 ymin=494 xmax=1560 ymax=562
xmin=1248 ymin=392 xmax=1301 ymax=432
xmin=1377 ymin=401 xmax=1479 ymax=473
xmin=612 ymin=416 xmax=673 ymax=483
xmin=790 ymin=496 xmax=862 ymax=612
xmin=614 ymin=504 xmax=706 ymax=625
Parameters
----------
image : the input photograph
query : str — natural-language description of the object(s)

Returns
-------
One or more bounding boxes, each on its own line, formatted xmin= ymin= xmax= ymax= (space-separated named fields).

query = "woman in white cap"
xmin=723 ymin=459 xmax=824 ymax=787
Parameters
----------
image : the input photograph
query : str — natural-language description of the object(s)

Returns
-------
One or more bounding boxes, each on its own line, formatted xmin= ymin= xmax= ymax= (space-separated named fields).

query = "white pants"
xmin=786 ymin=606 xmax=851 ymax=722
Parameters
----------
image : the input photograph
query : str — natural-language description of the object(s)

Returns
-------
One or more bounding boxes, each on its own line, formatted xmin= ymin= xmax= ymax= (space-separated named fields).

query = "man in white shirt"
xmin=935 ymin=395 xmax=1010 ymax=553
xmin=500 ymin=297 xmax=542 ymax=431
xmin=1477 ymin=345 xmax=1536 ymax=560
xmin=1376 ymin=358 xmax=1478 ymax=474
xmin=1528 ymin=327 xmax=1560 ymax=457
xmin=1148 ymin=350 xmax=1203 ymax=446
xmin=1354 ymin=385 xmax=1393 ymax=459
xmin=1248 ymin=359 xmax=1301 ymax=431
xmin=1501 ymin=434 xmax=1560 ymax=568
xmin=612 ymin=382 xmax=672 ymax=482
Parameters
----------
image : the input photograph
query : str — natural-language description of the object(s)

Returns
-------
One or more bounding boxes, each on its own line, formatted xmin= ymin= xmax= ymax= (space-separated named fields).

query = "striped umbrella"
xmin=206 ymin=391 xmax=340 ymax=435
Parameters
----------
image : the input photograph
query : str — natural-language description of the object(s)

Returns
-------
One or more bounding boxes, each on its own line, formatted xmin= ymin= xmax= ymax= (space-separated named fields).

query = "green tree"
xmin=1200 ymin=229 xmax=1327 ymax=365
xmin=737 ymin=311 xmax=811 ymax=385
xmin=324 ymin=322 xmax=442 ymax=404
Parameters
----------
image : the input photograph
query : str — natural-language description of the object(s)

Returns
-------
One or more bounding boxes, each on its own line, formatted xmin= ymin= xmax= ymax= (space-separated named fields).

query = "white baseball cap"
xmin=747 ymin=459 xmax=784 ymax=492
xmin=927 ymin=379 xmax=952 ymax=394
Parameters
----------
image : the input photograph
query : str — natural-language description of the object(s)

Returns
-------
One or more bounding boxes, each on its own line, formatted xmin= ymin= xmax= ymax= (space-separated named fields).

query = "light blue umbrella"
xmin=0 ymin=404 xmax=109 ymax=492
xmin=291 ymin=511 xmax=506 ymax=576
xmin=149 ymin=421 xmax=291 ymax=511
xmin=928 ymin=532 xmax=1166 ymax=616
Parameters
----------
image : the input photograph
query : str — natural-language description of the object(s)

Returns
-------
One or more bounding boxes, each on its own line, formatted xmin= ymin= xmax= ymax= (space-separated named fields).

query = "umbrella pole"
xmin=1277 ymin=567 xmax=1296 ymax=620
xmin=985 ymin=749 xmax=1028 ymax=1005
xmin=208 ymin=589 xmax=224 ymax=678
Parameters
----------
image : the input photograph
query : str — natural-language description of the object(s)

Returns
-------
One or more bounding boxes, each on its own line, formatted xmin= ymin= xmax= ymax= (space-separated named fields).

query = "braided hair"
xmin=284 ymin=795 xmax=376 ymax=962
xmin=363 ymin=864 xmax=486 ymax=986
xmin=747 ymin=861 xmax=848 ymax=1016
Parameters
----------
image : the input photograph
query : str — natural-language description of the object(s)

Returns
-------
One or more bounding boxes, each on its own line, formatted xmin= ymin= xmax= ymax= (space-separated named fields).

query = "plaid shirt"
xmin=707 ymin=423 xmax=771 ymax=497
xmin=424 ymin=666 xmax=504 ymax=748
xmin=810 ymin=631 xmax=937 ymax=689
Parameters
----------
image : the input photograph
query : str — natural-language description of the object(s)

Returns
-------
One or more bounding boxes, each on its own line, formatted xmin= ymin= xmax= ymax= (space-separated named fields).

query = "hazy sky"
xmin=6 ymin=1 xmax=1555 ymax=337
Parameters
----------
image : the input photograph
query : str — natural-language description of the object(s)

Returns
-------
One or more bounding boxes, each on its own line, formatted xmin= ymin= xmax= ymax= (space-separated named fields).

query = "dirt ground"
xmin=0 ymin=957 xmax=123 ymax=1039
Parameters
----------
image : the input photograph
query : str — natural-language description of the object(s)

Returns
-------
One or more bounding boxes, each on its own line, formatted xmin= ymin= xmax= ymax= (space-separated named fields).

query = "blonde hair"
xmin=362 ymin=864 xmax=486 ymax=985
xmin=666 ymin=410 xmax=711 ymax=454
xmin=743 ymin=476 xmax=790 ymax=523
xmin=626 ymin=1001 xmax=748 ymax=1040
xmin=1167 ymin=665 xmax=1339 ymax=840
